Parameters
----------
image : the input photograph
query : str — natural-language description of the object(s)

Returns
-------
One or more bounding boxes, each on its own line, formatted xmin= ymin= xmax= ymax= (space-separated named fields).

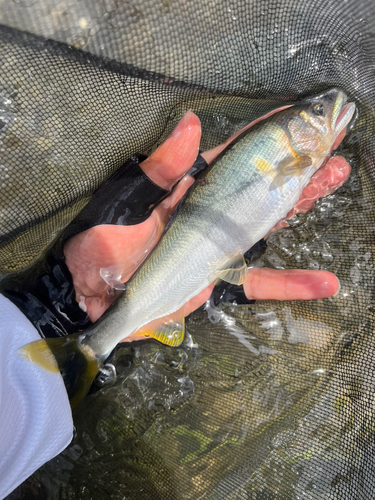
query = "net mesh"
xmin=2 ymin=0 xmax=375 ymax=498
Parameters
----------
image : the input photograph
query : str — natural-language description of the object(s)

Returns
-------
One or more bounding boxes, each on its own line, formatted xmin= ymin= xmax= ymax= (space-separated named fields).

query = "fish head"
xmin=286 ymin=89 xmax=356 ymax=158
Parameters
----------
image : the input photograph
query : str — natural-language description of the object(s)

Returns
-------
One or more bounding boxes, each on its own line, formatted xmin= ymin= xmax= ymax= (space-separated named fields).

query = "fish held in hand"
xmin=19 ymin=89 xmax=356 ymax=407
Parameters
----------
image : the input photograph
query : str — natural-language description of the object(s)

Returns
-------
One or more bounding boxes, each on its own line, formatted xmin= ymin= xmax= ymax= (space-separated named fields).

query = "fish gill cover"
xmin=1 ymin=0 xmax=375 ymax=499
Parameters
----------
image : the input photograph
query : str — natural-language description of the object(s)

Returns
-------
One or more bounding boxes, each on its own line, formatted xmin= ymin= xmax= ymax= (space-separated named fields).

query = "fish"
xmin=19 ymin=89 xmax=356 ymax=408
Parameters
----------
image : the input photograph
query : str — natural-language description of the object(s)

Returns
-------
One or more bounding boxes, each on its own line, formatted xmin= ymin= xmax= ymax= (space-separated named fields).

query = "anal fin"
xmin=215 ymin=253 xmax=248 ymax=285
xmin=134 ymin=308 xmax=185 ymax=347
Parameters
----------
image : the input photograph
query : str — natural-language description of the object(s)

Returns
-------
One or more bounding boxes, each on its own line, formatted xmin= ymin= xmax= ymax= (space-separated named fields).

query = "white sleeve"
xmin=0 ymin=295 xmax=73 ymax=499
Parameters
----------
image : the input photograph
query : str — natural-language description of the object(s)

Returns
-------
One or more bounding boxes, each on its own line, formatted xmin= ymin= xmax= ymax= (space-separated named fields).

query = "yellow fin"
xmin=215 ymin=254 xmax=248 ymax=285
xmin=135 ymin=309 xmax=185 ymax=347
xmin=281 ymin=155 xmax=312 ymax=174
xmin=19 ymin=337 xmax=61 ymax=372
xmin=18 ymin=335 xmax=100 ymax=409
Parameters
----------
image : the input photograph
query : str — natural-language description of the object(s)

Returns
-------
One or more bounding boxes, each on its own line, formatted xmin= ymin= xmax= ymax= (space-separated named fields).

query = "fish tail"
xmin=18 ymin=334 xmax=100 ymax=409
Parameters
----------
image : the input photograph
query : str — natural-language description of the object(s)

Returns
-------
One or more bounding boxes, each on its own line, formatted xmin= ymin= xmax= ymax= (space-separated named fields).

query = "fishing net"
xmin=2 ymin=0 xmax=375 ymax=498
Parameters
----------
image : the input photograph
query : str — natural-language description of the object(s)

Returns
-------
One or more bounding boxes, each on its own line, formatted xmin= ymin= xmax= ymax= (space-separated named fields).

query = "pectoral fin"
xmin=281 ymin=155 xmax=312 ymax=174
xmin=134 ymin=308 xmax=185 ymax=347
xmin=215 ymin=254 xmax=248 ymax=285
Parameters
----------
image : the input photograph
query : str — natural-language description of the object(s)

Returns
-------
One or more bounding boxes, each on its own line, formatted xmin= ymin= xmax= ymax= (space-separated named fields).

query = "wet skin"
xmin=64 ymin=111 xmax=349 ymax=332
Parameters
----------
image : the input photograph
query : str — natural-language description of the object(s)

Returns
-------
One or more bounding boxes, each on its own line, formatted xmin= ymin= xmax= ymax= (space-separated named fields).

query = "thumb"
xmin=140 ymin=111 xmax=201 ymax=190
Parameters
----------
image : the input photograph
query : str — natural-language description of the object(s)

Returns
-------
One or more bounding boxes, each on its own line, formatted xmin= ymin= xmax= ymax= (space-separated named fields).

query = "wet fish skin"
xmin=19 ymin=89 xmax=356 ymax=407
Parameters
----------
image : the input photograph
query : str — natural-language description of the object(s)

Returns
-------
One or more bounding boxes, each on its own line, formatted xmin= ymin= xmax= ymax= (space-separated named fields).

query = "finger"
xmin=243 ymin=268 xmax=339 ymax=301
xmin=150 ymin=174 xmax=195 ymax=231
xmin=159 ymin=175 xmax=195 ymax=212
xmin=81 ymin=296 xmax=110 ymax=323
xmin=332 ymin=127 xmax=347 ymax=151
xmin=296 ymin=155 xmax=351 ymax=210
xmin=140 ymin=111 xmax=201 ymax=189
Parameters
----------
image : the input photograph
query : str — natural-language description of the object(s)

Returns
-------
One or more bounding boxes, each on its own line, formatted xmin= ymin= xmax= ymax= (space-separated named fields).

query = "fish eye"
xmin=313 ymin=103 xmax=324 ymax=116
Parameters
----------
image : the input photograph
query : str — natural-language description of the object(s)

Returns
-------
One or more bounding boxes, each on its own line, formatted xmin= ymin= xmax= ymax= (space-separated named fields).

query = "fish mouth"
xmin=332 ymin=92 xmax=356 ymax=137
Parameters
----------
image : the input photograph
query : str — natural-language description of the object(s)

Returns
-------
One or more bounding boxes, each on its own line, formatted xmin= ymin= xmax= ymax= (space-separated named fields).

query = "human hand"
xmin=64 ymin=111 xmax=203 ymax=322
xmin=64 ymin=110 xmax=348 ymax=328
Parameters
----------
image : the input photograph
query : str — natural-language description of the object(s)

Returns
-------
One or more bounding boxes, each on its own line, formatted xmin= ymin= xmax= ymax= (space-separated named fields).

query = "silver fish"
xmin=20 ymin=89 xmax=356 ymax=407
